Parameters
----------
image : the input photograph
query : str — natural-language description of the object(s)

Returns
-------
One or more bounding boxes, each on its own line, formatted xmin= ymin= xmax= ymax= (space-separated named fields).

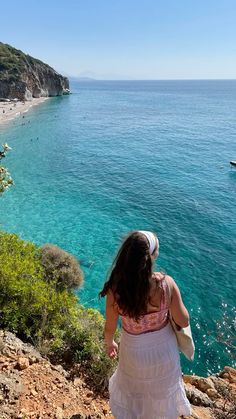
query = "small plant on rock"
xmin=0 ymin=143 xmax=13 ymax=194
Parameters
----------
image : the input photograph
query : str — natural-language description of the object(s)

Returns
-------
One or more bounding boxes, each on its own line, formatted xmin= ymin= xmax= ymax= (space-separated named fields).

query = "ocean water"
xmin=0 ymin=80 xmax=236 ymax=376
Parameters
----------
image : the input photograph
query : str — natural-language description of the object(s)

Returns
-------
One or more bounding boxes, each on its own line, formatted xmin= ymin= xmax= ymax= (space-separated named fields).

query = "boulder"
xmin=17 ymin=357 xmax=30 ymax=370
xmin=185 ymin=383 xmax=213 ymax=407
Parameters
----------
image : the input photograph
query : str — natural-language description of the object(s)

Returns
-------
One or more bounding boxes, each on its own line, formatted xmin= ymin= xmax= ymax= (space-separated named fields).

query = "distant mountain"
xmin=0 ymin=42 xmax=70 ymax=100
xmin=70 ymin=76 xmax=96 ymax=82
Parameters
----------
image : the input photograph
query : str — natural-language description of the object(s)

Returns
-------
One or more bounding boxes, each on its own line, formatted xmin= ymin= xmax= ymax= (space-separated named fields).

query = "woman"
xmin=100 ymin=231 xmax=191 ymax=419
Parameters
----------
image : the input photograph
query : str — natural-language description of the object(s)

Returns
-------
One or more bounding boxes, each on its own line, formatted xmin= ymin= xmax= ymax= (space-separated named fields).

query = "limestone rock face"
xmin=0 ymin=42 xmax=70 ymax=101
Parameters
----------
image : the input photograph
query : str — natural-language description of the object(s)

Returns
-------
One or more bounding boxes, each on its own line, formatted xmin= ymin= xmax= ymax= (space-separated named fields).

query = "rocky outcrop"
xmin=0 ymin=42 xmax=70 ymax=101
xmin=0 ymin=330 xmax=110 ymax=419
xmin=0 ymin=330 xmax=235 ymax=419
xmin=183 ymin=368 xmax=236 ymax=418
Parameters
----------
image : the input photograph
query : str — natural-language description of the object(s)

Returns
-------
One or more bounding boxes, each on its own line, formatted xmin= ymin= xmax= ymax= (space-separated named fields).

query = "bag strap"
xmin=166 ymin=279 xmax=182 ymax=330
xmin=165 ymin=277 xmax=172 ymax=307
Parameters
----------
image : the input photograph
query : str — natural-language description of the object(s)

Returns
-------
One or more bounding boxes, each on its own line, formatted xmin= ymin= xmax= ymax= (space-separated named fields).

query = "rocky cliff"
xmin=0 ymin=42 xmax=70 ymax=101
xmin=0 ymin=330 xmax=235 ymax=419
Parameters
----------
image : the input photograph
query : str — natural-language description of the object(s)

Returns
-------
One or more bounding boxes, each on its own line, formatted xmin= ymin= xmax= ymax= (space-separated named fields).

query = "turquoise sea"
xmin=0 ymin=80 xmax=236 ymax=376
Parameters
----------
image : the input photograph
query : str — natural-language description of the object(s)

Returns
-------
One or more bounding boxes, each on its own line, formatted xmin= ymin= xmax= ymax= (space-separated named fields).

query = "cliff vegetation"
xmin=0 ymin=231 xmax=116 ymax=392
xmin=0 ymin=42 xmax=70 ymax=100
xmin=0 ymin=143 xmax=13 ymax=194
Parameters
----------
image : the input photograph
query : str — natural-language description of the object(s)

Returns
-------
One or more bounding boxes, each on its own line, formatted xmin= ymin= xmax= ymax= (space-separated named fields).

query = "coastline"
xmin=0 ymin=97 xmax=48 ymax=125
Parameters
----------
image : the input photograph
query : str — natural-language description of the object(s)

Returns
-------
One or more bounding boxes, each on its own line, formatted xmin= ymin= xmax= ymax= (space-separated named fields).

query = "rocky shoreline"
xmin=0 ymin=330 xmax=235 ymax=419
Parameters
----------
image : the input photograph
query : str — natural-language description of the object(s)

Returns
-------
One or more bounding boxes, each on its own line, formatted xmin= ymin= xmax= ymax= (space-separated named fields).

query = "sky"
xmin=0 ymin=0 xmax=236 ymax=80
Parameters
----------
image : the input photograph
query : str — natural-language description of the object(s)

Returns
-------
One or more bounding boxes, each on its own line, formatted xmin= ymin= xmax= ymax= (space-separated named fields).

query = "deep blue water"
xmin=0 ymin=80 xmax=236 ymax=376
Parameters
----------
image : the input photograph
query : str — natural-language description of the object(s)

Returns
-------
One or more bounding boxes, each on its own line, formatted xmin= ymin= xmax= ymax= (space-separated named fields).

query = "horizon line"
xmin=69 ymin=77 xmax=236 ymax=82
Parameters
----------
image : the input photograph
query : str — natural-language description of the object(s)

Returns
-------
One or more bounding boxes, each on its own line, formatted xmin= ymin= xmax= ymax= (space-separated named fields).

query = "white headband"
xmin=139 ymin=230 xmax=159 ymax=255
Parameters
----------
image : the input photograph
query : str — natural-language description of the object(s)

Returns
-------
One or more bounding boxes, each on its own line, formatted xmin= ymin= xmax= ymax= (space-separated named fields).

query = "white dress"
xmin=109 ymin=322 xmax=191 ymax=419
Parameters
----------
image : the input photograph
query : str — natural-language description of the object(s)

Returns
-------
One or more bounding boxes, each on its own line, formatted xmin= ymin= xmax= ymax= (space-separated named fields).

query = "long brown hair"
xmin=99 ymin=231 xmax=156 ymax=320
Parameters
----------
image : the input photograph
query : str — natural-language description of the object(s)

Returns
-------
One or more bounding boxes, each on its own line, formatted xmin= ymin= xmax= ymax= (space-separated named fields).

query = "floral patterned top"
xmin=121 ymin=275 xmax=170 ymax=334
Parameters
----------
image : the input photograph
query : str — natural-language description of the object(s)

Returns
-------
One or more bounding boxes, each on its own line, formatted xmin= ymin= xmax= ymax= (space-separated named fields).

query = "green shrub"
xmin=58 ymin=306 xmax=118 ymax=390
xmin=41 ymin=244 xmax=84 ymax=291
xmin=0 ymin=231 xmax=117 ymax=391
xmin=0 ymin=232 xmax=79 ymax=346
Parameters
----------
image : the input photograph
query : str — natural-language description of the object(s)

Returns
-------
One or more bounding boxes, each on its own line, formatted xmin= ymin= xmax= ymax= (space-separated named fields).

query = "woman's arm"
xmin=166 ymin=276 xmax=190 ymax=328
xmin=104 ymin=290 xmax=119 ymax=358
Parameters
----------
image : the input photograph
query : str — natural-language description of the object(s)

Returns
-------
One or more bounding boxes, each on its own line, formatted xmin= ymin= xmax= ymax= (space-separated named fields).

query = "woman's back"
xmin=121 ymin=273 xmax=170 ymax=334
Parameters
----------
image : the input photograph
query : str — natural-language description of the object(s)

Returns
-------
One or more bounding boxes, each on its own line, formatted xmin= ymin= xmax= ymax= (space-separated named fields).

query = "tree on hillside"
xmin=0 ymin=143 xmax=13 ymax=194
xmin=41 ymin=244 xmax=84 ymax=291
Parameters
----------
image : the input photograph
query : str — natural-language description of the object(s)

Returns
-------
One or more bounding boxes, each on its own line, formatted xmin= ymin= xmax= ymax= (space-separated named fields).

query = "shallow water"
xmin=0 ymin=80 xmax=236 ymax=375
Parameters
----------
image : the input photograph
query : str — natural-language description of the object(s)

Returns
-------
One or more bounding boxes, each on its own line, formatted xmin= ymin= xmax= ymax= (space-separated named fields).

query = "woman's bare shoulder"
xmin=153 ymin=271 xmax=174 ymax=282
xmin=153 ymin=272 xmax=177 ymax=291
xmin=153 ymin=271 xmax=165 ymax=280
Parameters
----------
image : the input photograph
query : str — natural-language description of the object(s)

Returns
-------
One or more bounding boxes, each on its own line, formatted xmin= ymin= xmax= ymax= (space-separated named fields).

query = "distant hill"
xmin=0 ymin=42 xmax=70 ymax=100
xmin=69 ymin=76 xmax=96 ymax=82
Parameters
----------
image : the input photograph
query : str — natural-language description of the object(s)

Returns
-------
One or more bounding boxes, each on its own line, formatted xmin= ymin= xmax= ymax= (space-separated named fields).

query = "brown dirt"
xmin=0 ymin=330 xmax=235 ymax=419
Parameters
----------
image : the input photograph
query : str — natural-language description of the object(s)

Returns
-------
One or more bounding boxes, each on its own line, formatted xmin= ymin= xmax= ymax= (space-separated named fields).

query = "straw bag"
xmin=167 ymin=281 xmax=195 ymax=361
xmin=169 ymin=315 xmax=195 ymax=361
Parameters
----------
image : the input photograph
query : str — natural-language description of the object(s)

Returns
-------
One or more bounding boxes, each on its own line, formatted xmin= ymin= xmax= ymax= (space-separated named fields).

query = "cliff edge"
xmin=0 ymin=42 xmax=70 ymax=101
xmin=0 ymin=330 xmax=235 ymax=419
